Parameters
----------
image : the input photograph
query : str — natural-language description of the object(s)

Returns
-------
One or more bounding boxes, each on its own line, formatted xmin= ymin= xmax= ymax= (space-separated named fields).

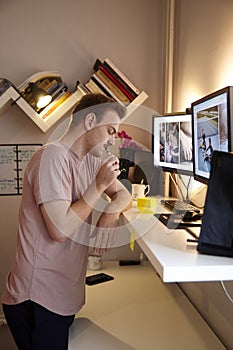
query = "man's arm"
xmin=40 ymin=179 xmax=105 ymax=242
xmin=104 ymin=179 xmax=132 ymax=214
xmin=90 ymin=179 xmax=132 ymax=254
xmin=40 ymin=155 xmax=129 ymax=242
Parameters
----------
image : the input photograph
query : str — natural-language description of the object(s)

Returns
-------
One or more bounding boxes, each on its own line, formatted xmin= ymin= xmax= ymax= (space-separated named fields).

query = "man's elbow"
xmin=48 ymin=229 xmax=68 ymax=243
xmin=123 ymin=196 xmax=133 ymax=212
xmin=120 ymin=188 xmax=133 ymax=212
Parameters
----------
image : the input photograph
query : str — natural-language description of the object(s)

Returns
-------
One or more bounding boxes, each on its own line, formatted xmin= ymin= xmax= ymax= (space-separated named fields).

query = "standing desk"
xmin=68 ymin=202 xmax=231 ymax=349
xmin=123 ymin=203 xmax=233 ymax=282
xmin=69 ymin=261 xmax=226 ymax=350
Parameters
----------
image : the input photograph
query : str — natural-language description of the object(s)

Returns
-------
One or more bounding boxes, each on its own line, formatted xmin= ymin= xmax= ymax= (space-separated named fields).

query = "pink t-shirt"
xmin=2 ymin=142 xmax=101 ymax=316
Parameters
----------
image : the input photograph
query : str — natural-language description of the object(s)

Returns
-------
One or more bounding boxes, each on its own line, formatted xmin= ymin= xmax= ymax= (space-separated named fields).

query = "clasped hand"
xmin=91 ymin=212 xmax=120 ymax=255
xmin=96 ymin=155 xmax=120 ymax=190
xmin=91 ymin=156 xmax=121 ymax=254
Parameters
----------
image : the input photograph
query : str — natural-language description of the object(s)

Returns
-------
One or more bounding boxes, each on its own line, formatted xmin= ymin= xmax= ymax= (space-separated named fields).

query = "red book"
xmin=103 ymin=59 xmax=140 ymax=96
xmin=99 ymin=65 xmax=135 ymax=102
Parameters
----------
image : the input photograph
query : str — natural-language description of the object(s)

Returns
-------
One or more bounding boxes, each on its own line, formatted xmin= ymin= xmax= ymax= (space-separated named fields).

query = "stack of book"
xmin=81 ymin=58 xmax=141 ymax=106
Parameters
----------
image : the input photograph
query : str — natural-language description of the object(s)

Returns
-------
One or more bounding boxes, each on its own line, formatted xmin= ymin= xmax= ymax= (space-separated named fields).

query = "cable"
xmin=169 ymin=173 xmax=185 ymax=200
xmin=177 ymin=174 xmax=192 ymax=202
xmin=220 ymin=281 xmax=233 ymax=303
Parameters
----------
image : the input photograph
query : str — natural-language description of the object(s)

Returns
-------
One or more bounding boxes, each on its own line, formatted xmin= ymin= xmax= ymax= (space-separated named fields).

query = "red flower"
xmin=117 ymin=130 xmax=132 ymax=140
xmin=117 ymin=130 xmax=142 ymax=150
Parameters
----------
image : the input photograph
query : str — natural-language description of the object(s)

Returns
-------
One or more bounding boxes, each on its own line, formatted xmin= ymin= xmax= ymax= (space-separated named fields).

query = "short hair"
xmin=71 ymin=93 xmax=127 ymax=126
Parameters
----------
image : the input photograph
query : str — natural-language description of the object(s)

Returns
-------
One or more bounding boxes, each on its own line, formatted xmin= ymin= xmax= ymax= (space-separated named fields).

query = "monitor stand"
xmin=154 ymin=213 xmax=202 ymax=230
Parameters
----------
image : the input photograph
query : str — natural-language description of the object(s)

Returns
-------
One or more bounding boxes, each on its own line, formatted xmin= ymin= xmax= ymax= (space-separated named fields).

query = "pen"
xmin=104 ymin=146 xmax=124 ymax=174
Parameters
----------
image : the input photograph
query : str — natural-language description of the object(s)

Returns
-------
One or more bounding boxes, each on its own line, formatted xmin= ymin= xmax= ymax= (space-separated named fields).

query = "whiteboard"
xmin=0 ymin=144 xmax=42 ymax=195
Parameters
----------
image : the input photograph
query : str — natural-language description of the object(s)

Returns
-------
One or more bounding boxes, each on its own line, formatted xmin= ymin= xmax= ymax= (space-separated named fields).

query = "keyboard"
xmin=161 ymin=199 xmax=200 ymax=214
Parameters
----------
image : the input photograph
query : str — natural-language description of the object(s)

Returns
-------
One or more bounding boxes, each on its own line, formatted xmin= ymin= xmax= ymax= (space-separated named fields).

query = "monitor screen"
xmin=152 ymin=113 xmax=193 ymax=176
xmin=191 ymin=86 xmax=233 ymax=184
xmin=197 ymin=150 xmax=233 ymax=257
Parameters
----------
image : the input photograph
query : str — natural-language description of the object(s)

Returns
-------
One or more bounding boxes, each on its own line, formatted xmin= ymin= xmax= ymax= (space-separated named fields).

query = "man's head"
xmin=70 ymin=93 xmax=127 ymax=157
xmin=71 ymin=93 xmax=127 ymax=126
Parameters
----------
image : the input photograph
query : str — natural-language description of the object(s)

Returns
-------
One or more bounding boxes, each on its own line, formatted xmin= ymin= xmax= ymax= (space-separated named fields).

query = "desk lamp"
xmin=28 ymin=82 xmax=52 ymax=108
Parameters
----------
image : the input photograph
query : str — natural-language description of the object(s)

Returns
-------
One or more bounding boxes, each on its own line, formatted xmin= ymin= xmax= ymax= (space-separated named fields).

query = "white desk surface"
xmin=123 ymin=204 xmax=233 ymax=283
xmin=69 ymin=261 xmax=226 ymax=350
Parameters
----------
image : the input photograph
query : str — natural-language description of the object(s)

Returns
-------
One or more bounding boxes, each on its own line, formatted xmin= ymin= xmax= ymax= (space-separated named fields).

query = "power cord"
xmin=169 ymin=173 xmax=185 ymax=201
xmin=177 ymin=173 xmax=192 ymax=202
xmin=220 ymin=281 xmax=233 ymax=303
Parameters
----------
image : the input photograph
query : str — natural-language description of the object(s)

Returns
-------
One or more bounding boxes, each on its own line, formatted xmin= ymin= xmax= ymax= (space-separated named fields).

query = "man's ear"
xmin=84 ymin=113 xmax=97 ymax=130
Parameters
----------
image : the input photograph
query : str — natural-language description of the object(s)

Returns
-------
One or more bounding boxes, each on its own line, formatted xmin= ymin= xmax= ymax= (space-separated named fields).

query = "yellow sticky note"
xmin=130 ymin=229 xmax=135 ymax=251
xmin=137 ymin=197 xmax=157 ymax=213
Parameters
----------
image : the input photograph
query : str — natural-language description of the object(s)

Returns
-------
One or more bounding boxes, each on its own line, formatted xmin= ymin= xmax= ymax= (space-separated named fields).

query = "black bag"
xmin=197 ymin=150 xmax=233 ymax=257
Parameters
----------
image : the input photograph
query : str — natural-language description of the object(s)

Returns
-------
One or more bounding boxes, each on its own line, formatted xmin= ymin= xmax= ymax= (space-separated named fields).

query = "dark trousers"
xmin=2 ymin=301 xmax=75 ymax=350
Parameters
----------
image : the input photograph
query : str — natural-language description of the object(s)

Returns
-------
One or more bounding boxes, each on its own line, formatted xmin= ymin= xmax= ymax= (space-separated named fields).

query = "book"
xmin=94 ymin=58 xmax=140 ymax=97
xmin=18 ymin=71 xmax=61 ymax=91
xmin=44 ymin=79 xmax=62 ymax=94
xmin=76 ymin=82 xmax=90 ymax=96
xmin=0 ymin=78 xmax=13 ymax=97
xmin=94 ymin=72 xmax=130 ymax=105
xmin=95 ymin=61 xmax=139 ymax=100
xmin=0 ymin=144 xmax=42 ymax=195
xmin=98 ymin=66 xmax=135 ymax=101
xmin=92 ymin=75 xmax=129 ymax=105
xmin=49 ymin=82 xmax=68 ymax=100
xmin=105 ymin=58 xmax=140 ymax=95
xmin=85 ymin=79 xmax=109 ymax=96
xmin=93 ymin=59 xmax=139 ymax=99
xmin=89 ymin=76 xmax=114 ymax=98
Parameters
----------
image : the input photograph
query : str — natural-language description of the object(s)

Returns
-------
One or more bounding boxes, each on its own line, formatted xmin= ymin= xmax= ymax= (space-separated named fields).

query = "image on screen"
xmin=192 ymin=87 xmax=232 ymax=183
xmin=152 ymin=113 xmax=193 ymax=175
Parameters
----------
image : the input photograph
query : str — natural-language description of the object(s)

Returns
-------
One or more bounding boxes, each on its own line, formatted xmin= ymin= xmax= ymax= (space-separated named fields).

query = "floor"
xmin=0 ymin=323 xmax=17 ymax=350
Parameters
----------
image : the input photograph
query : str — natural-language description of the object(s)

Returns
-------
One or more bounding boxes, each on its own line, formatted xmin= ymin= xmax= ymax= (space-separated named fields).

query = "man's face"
xmin=87 ymin=109 xmax=120 ymax=157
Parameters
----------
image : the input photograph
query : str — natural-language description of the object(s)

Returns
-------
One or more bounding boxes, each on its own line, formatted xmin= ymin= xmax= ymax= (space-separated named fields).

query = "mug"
xmin=88 ymin=255 xmax=102 ymax=270
xmin=131 ymin=184 xmax=150 ymax=200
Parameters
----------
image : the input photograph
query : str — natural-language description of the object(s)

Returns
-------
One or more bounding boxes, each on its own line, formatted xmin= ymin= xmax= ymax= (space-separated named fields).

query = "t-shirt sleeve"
xmin=34 ymin=145 xmax=72 ymax=206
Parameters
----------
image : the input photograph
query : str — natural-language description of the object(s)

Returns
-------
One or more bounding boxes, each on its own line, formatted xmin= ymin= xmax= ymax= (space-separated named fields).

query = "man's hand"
xmin=91 ymin=212 xmax=120 ymax=255
xmin=96 ymin=156 xmax=120 ymax=192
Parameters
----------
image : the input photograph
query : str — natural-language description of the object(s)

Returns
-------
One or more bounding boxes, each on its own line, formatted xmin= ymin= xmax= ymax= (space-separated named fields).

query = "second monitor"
xmin=152 ymin=112 xmax=193 ymax=176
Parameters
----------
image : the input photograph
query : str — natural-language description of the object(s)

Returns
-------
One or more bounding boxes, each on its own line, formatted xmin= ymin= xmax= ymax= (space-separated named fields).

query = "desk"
xmin=123 ymin=206 xmax=233 ymax=282
xmin=68 ymin=261 xmax=226 ymax=350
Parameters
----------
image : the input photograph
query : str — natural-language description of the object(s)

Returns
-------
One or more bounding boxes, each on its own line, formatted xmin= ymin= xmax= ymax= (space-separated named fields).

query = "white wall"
xmin=173 ymin=0 xmax=233 ymax=111
xmin=172 ymin=1 xmax=233 ymax=349
xmin=0 ymin=0 xmax=166 ymax=317
xmin=0 ymin=0 xmax=165 ymax=111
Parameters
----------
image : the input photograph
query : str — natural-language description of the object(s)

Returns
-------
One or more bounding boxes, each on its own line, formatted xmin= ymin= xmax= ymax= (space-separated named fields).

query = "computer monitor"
xmin=191 ymin=86 xmax=233 ymax=184
xmin=152 ymin=113 xmax=193 ymax=176
xmin=197 ymin=150 xmax=233 ymax=257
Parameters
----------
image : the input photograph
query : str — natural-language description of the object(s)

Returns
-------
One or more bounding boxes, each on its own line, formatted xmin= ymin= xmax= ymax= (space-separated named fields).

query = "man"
xmin=2 ymin=93 xmax=132 ymax=350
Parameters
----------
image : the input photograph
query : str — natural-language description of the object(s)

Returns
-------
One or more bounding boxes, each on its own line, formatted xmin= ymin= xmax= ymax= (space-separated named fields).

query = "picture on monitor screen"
xmin=152 ymin=113 xmax=193 ymax=175
xmin=192 ymin=87 xmax=233 ymax=183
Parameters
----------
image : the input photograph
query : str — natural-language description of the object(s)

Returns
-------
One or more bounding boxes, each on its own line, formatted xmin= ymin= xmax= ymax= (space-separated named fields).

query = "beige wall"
xmin=173 ymin=0 xmax=233 ymax=111
xmin=172 ymin=1 xmax=233 ymax=349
